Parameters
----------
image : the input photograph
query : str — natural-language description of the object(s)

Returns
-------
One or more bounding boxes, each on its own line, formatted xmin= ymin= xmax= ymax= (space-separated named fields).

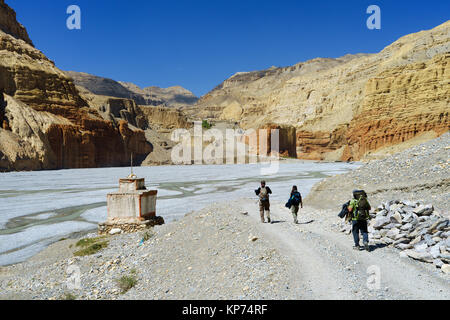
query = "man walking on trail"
xmin=255 ymin=180 xmax=272 ymax=223
xmin=287 ymin=186 xmax=303 ymax=224
xmin=348 ymin=190 xmax=371 ymax=251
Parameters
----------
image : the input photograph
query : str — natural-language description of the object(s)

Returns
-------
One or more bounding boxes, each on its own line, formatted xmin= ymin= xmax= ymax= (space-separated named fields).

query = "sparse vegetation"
xmin=117 ymin=275 xmax=138 ymax=294
xmin=61 ymin=292 xmax=77 ymax=300
xmin=73 ymin=236 xmax=108 ymax=256
xmin=202 ymin=120 xmax=213 ymax=129
xmin=75 ymin=236 xmax=106 ymax=247
xmin=141 ymin=230 xmax=154 ymax=242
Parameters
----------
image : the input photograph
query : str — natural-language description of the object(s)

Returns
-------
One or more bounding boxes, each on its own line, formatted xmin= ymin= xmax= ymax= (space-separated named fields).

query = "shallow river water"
xmin=0 ymin=160 xmax=359 ymax=266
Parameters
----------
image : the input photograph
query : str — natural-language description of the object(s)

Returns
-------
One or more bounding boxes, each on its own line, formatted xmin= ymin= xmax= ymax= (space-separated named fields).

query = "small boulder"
xmin=400 ymin=223 xmax=413 ymax=231
xmin=413 ymin=204 xmax=433 ymax=216
xmin=373 ymin=216 xmax=390 ymax=229
xmin=109 ymin=228 xmax=122 ymax=235
xmin=405 ymin=250 xmax=433 ymax=263
xmin=390 ymin=211 xmax=403 ymax=224
xmin=423 ymin=234 xmax=436 ymax=247
xmin=414 ymin=242 xmax=428 ymax=252
xmin=396 ymin=243 xmax=413 ymax=250
xmin=441 ymin=264 xmax=450 ymax=274
xmin=403 ymin=213 xmax=413 ymax=223
xmin=386 ymin=228 xmax=400 ymax=239
xmin=409 ymin=235 xmax=422 ymax=245
xmin=433 ymin=259 xmax=444 ymax=268
xmin=430 ymin=244 xmax=441 ymax=259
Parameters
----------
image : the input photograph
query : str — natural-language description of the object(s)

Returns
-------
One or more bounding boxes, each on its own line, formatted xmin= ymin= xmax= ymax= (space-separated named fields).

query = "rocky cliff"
xmin=185 ymin=22 xmax=450 ymax=161
xmin=0 ymin=1 xmax=152 ymax=171
xmin=0 ymin=0 xmax=32 ymax=46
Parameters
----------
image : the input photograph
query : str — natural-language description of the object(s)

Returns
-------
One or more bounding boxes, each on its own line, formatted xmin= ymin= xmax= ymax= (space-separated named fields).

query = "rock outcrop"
xmin=185 ymin=22 xmax=450 ymax=161
xmin=0 ymin=94 xmax=69 ymax=171
xmin=137 ymin=105 xmax=191 ymax=129
xmin=0 ymin=0 xmax=32 ymax=46
xmin=0 ymin=1 xmax=152 ymax=171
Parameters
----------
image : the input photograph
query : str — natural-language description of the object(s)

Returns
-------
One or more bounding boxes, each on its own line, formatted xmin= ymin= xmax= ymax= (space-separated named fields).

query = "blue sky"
xmin=9 ymin=0 xmax=450 ymax=96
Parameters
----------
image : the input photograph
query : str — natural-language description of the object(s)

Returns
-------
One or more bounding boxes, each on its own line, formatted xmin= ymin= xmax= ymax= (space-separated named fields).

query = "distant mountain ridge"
xmin=65 ymin=71 xmax=198 ymax=108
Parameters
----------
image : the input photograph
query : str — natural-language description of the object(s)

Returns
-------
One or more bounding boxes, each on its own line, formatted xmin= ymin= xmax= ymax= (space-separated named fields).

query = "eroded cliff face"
xmin=0 ymin=1 xmax=152 ymax=171
xmin=343 ymin=53 xmax=449 ymax=161
xmin=186 ymin=22 xmax=450 ymax=161
xmin=0 ymin=94 xmax=68 ymax=171
xmin=0 ymin=0 xmax=32 ymax=46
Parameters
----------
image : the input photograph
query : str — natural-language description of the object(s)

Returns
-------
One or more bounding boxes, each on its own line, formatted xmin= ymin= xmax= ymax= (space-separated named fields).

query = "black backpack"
xmin=291 ymin=192 xmax=302 ymax=206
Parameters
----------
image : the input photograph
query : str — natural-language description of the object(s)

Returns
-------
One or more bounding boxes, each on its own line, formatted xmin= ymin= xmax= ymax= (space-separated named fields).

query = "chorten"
xmin=99 ymin=167 xmax=164 ymax=234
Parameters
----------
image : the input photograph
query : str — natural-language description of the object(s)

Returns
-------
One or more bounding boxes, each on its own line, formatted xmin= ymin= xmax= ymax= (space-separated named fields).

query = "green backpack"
xmin=352 ymin=190 xmax=371 ymax=221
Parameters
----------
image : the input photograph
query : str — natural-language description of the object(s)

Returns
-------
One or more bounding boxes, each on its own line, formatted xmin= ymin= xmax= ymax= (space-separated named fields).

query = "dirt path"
xmin=241 ymin=199 xmax=450 ymax=300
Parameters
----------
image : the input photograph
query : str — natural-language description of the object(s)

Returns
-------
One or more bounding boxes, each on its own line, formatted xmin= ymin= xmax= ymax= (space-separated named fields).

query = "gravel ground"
xmin=1 ymin=198 xmax=448 ymax=300
xmin=0 ymin=201 xmax=297 ymax=300
xmin=306 ymin=132 xmax=450 ymax=214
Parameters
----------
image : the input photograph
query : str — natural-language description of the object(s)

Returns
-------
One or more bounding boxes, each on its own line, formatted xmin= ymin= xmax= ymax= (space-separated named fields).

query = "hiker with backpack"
xmin=255 ymin=180 xmax=272 ymax=223
xmin=285 ymin=186 xmax=303 ymax=224
xmin=348 ymin=190 xmax=372 ymax=251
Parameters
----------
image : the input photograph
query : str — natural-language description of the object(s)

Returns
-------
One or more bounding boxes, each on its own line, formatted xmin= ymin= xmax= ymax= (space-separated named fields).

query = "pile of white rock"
xmin=340 ymin=200 xmax=449 ymax=272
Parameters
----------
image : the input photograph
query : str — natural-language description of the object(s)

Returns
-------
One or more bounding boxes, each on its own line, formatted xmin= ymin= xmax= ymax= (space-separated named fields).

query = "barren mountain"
xmin=64 ymin=71 xmax=147 ymax=104
xmin=185 ymin=21 xmax=450 ymax=161
xmin=65 ymin=71 xmax=198 ymax=108
xmin=120 ymin=82 xmax=199 ymax=107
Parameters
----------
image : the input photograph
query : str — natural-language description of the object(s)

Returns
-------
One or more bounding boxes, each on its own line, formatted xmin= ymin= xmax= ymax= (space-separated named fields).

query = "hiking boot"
xmin=267 ymin=218 xmax=271 ymax=224
xmin=364 ymin=243 xmax=370 ymax=252
xmin=353 ymin=245 xmax=361 ymax=251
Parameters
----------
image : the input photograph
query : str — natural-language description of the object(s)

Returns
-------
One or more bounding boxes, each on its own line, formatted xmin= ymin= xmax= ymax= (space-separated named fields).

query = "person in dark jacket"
xmin=286 ymin=186 xmax=303 ymax=224
xmin=255 ymin=180 xmax=272 ymax=223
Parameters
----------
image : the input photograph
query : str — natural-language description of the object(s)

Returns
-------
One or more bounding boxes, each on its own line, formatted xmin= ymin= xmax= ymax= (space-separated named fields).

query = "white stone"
xmin=414 ymin=242 xmax=428 ymax=252
xmin=441 ymin=264 xmax=450 ymax=274
xmin=109 ymin=228 xmax=122 ymax=235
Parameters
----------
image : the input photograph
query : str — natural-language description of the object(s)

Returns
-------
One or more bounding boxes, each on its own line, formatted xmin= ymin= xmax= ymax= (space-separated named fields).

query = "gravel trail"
xmin=241 ymin=199 xmax=450 ymax=300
